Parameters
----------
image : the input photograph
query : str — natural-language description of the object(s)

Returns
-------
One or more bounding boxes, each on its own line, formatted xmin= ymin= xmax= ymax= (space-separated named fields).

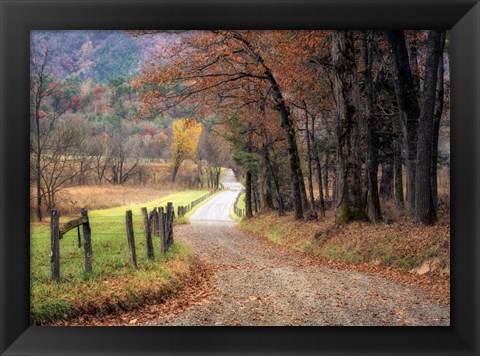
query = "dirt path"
xmin=143 ymin=172 xmax=450 ymax=326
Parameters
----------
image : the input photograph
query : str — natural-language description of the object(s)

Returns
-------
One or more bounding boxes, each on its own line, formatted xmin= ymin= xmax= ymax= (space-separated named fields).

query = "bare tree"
xmin=103 ymin=125 xmax=143 ymax=185
xmin=197 ymin=130 xmax=231 ymax=190
xmin=30 ymin=46 xmax=75 ymax=220
xmin=38 ymin=122 xmax=93 ymax=211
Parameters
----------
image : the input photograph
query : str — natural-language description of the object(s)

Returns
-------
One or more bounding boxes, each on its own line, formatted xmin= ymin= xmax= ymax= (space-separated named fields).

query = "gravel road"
xmin=144 ymin=170 xmax=450 ymax=326
xmin=189 ymin=169 xmax=242 ymax=225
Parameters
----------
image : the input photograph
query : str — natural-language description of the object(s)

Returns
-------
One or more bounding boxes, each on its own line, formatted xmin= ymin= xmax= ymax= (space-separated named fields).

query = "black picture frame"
xmin=1 ymin=0 xmax=479 ymax=355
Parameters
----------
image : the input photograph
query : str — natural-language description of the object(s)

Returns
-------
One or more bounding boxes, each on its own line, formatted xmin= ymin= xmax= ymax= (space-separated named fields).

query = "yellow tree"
xmin=171 ymin=119 xmax=202 ymax=182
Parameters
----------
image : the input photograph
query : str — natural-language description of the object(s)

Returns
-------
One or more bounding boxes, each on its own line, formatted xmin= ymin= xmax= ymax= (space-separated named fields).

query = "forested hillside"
xmin=31 ymin=30 xmax=173 ymax=82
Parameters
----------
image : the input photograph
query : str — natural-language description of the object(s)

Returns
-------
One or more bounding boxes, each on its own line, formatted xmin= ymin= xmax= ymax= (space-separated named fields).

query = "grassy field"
xmin=31 ymin=190 xmax=210 ymax=324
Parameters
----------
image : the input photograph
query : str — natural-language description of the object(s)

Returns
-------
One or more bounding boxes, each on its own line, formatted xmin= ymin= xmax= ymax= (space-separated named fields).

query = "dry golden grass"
xmin=55 ymin=185 xmax=175 ymax=215
xmin=30 ymin=160 xmax=205 ymax=218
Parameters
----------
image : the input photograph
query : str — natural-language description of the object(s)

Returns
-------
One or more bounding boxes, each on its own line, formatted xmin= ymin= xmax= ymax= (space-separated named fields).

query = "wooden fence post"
xmin=146 ymin=209 xmax=155 ymax=260
xmin=50 ymin=209 xmax=60 ymax=281
xmin=141 ymin=207 xmax=148 ymax=232
xmin=158 ymin=207 xmax=166 ymax=254
xmin=125 ymin=210 xmax=137 ymax=268
xmin=152 ymin=207 xmax=159 ymax=237
xmin=166 ymin=202 xmax=174 ymax=250
xmin=81 ymin=208 xmax=92 ymax=273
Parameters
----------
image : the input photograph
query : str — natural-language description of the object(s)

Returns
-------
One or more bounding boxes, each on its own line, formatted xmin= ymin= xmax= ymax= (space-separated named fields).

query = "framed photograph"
xmin=1 ymin=0 xmax=479 ymax=355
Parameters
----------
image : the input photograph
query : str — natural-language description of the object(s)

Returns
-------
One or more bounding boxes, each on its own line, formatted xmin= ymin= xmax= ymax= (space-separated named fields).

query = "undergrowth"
xmin=241 ymin=211 xmax=450 ymax=276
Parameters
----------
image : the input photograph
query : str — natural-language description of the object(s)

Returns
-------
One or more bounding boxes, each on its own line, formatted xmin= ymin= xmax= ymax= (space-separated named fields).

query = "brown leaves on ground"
xmin=49 ymin=259 xmax=215 ymax=326
xmin=240 ymin=211 xmax=450 ymax=306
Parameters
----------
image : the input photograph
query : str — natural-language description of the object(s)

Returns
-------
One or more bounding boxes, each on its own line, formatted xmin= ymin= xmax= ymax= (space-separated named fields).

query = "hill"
xmin=31 ymin=30 xmax=171 ymax=82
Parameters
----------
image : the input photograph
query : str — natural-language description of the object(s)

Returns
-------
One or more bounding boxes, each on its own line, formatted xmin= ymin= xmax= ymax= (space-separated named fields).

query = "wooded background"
xmin=31 ymin=30 xmax=450 ymax=225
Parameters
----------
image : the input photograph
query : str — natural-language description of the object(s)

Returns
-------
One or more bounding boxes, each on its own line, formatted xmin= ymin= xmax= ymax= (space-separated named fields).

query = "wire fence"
xmin=43 ymin=204 xmax=175 ymax=281
xmin=32 ymin=190 xmax=221 ymax=282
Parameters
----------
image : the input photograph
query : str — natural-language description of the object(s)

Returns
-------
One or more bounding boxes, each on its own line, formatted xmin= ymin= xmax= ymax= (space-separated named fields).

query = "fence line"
xmin=177 ymin=190 xmax=215 ymax=218
xmin=49 ymin=203 xmax=176 ymax=282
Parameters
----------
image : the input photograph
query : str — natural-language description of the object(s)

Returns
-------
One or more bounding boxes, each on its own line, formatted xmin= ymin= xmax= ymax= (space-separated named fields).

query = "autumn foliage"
xmin=171 ymin=119 xmax=202 ymax=182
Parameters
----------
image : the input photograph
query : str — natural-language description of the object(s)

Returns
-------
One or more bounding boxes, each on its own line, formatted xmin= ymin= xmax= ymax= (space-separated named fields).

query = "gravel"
xmin=144 ymin=224 xmax=450 ymax=326
xmin=143 ymin=170 xmax=449 ymax=326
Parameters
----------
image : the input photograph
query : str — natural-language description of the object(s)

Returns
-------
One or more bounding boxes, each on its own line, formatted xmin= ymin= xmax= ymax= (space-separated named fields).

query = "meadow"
xmin=30 ymin=189 xmax=214 ymax=324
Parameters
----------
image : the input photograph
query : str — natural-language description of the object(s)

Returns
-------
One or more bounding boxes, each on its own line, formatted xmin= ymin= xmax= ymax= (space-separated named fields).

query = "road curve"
xmin=141 ymin=169 xmax=449 ymax=326
xmin=145 ymin=224 xmax=449 ymax=326
xmin=189 ymin=169 xmax=242 ymax=226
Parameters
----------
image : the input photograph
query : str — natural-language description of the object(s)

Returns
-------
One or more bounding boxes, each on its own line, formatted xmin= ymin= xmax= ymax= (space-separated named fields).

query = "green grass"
xmin=237 ymin=192 xmax=245 ymax=210
xmin=230 ymin=192 xmax=245 ymax=222
xmin=30 ymin=189 xmax=210 ymax=324
xmin=87 ymin=190 xmax=210 ymax=219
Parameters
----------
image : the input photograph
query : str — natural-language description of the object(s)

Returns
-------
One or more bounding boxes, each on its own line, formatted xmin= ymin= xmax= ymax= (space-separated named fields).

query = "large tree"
xmin=386 ymin=30 xmax=420 ymax=213
xmin=414 ymin=30 xmax=443 ymax=225
xmin=360 ymin=31 xmax=382 ymax=222
xmin=331 ymin=31 xmax=368 ymax=223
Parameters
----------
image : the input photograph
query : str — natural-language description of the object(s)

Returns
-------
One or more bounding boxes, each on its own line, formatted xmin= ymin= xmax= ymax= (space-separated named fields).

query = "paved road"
xmin=143 ymin=170 xmax=449 ymax=326
xmin=189 ymin=169 xmax=242 ymax=226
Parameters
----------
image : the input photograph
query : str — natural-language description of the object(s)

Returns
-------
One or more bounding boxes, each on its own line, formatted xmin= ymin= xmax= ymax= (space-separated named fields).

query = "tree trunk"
xmin=35 ymin=105 xmax=43 ymax=221
xmin=245 ymin=170 xmax=253 ymax=218
xmin=380 ymin=161 xmax=394 ymax=198
xmin=260 ymin=146 xmax=274 ymax=210
xmin=304 ymin=106 xmax=316 ymax=210
xmin=267 ymin=148 xmax=285 ymax=215
xmin=361 ymin=31 xmax=382 ymax=222
xmin=36 ymin=153 xmax=42 ymax=221
xmin=332 ymin=30 xmax=368 ymax=223
xmin=311 ymin=115 xmax=325 ymax=217
xmin=323 ymin=149 xmax=329 ymax=202
xmin=431 ymin=30 xmax=446 ymax=214
xmin=172 ymin=163 xmax=180 ymax=183
xmin=386 ymin=30 xmax=420 ymax=213
xmin=297 ymin=157 xmax=309 ymax=212
xmin=408 ymin=34 xmax=421 ymax=93
xmin=332 ymin=154 xmax=338 ymax=207
xmin=264 ymin=70 xmax=305 ymax=219
xmin=252 ymin=178 xmax=260 ymax=214
xmin=393 ymin=113 xmax=405 ymax=209
xmin=415 ymin=30 xmax=442 ymax=225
